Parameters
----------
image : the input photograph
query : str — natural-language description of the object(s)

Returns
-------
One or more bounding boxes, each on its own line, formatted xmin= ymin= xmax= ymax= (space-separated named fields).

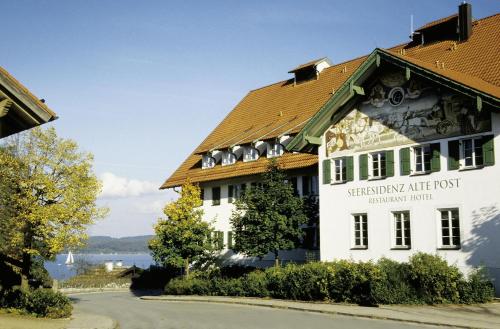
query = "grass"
xmin=60 ymin=265 xmax=131 ymax=289
xmin=0 ymin=310 xmax=68 ymax=329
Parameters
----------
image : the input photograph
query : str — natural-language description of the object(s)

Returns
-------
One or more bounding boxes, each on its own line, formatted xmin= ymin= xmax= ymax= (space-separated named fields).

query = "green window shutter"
xmin=359 ymin=154 xmax=368 ymax=180
xmin=430 ymin=143 xmax=441 ymax=172
xmin=385 ymin=150 xmax=395 ymax=177
xmin=217 ymin=231 xmax=224 ymax=249
xmin=400 ymin=148 xmax=411 ymax=175
xmin=482 ymin=135 xmax=495 ymax=166
xmin=448 ymin=140 xmax=460 ymax=170
xmin=322 ymin=159 xmax=331 ymax=184
xmin=346 ymin=156 xmax=354 ymax=181
xmin=227 ymin=231 xmax=233 ymax=249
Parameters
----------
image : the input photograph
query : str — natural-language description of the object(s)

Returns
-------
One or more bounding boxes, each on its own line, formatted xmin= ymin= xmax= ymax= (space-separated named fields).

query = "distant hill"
xmin=78 ymin=235 xmax=154 ymax=254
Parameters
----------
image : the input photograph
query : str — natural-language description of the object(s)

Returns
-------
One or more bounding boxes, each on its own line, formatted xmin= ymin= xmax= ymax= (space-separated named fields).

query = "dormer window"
xmin=243 ymin=147 xmax=259 ymax=162
xmin=222 ymin=152 xmax=237 ymax=166
xmin=267 ymin=143 xmax=284 ymax=158
xmin=202 ymin=154 xmax=216 ymax=169
xmin=288 ymin=57 xmax=332 ymax=84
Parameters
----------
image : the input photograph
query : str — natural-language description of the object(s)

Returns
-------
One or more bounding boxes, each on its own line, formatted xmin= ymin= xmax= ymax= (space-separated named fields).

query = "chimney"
xmin=458 ymin=2 xmax=472 ymax=41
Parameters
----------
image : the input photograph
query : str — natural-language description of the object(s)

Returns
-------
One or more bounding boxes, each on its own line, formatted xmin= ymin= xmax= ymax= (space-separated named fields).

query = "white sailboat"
xmin=65 ymin=251 xmax=74 ymax=266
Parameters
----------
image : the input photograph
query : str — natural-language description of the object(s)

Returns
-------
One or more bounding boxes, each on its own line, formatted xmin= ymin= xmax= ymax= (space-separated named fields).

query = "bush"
xmin=243 ymin=270 xmax=269 ymax=297
xmin=408 ymin=253 xmax=462 ymax=304
xmin=280 ymin=262 xmax=329 ymax=301
xmin=165 ymin=278 xmax=211 ymax=295
xmin=162 ymin=253 xmax=494 ymax=305
xmin=459 ymin=267 xmax=495 ymax=304
xmin=131 ymin=265 xmax=180 ymax=290
xmin=372 ymin=258 xmax=417 ymax=304
xmin=25 ymin=289 xmax=72 ymax=318
xmin=0 ymin=288 xmax=72 ymax=318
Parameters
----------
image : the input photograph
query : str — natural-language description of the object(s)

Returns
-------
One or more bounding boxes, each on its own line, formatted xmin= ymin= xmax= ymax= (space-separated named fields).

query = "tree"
xmin=0 ymin=127 xmax=108 ymax=289
xmin=230 ymin=159 xmax=307 ymax=267
xmin=149 ymin=180 xmax=216 ymax=278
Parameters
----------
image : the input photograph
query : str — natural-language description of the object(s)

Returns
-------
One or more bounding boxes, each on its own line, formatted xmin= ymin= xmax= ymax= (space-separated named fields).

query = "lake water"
xmin=44 ymin=253 xmax=155 ymax=280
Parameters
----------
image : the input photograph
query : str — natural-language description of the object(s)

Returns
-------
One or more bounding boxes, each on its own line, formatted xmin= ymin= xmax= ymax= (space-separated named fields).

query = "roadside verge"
xmin=141 ymin=295 xmax=500 ymax=329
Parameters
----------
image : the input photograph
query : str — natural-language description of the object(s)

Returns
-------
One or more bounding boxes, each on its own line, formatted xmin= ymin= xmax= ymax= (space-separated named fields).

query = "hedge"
xmin=164 ymin=253 xmax=495 ymax=305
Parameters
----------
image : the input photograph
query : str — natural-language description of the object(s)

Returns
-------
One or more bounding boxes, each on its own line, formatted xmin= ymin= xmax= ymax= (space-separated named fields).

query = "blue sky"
xmin=2 ymin=0 xmax=499 ymax=237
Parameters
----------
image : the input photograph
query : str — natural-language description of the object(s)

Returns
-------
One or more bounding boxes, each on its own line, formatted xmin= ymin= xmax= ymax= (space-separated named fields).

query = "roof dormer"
xmin=288 ymin=57 xmax=332 ymax=85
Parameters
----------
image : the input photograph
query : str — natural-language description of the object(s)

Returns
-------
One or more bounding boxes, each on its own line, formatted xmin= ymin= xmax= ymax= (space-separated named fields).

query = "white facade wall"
xmin=318 ymin=112 xmax=500 ymax=294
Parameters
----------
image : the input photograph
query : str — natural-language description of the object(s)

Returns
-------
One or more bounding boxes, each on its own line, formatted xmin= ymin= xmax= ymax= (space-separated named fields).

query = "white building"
xmin=288 ymin=6 xmax=500 ymax=294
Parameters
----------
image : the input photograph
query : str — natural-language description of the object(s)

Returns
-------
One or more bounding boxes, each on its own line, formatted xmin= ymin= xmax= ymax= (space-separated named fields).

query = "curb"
xmin=140 ymin=296 xmax=485 ymax=329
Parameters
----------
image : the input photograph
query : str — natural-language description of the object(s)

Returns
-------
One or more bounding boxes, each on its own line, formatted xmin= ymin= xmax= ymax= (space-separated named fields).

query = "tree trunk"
xmin=20 ymin=251 xmax=31 ymax=291
xmin=184 ymin=258 xmax=190 ymax=279
xmin=274 ymin=251 xmax=280 ymax=268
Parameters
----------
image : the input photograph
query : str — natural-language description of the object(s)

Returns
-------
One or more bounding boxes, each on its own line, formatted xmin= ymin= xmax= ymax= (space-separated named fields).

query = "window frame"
xmin=459 ymin=137 xmax=484 ymax=169
xmin=391 ymin=211 xmax=411 ymax=249
xmin=243 ymin=146 xmax=260 ymax=162
xmin=267 ymin=142 xmax=284 ymax=158
xmin=369 ymin=151 xmax=386 ymax=179
xmin=437 ymin=208 xmax=461 ymax=249
xmin=332 ymin=157 xmax=347 ymax=183
xmin=202 ymin=155 xmax=216 ymax=169
xmin=221 ymin=152 xmax=237 ymax=166
xmin=351 ymin=213 xmax=368 ymax=249
xmin=411 ymin=144 xmax=432 ymax=174
xmin=212 ymin=186 xmax=221 ymax=206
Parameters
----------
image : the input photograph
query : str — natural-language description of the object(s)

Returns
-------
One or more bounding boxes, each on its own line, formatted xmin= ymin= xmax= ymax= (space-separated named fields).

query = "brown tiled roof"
xmin=161 ymin=12 xmax=500 ymax=189
xmin=0 ymin=66 xmax=57 ymax=118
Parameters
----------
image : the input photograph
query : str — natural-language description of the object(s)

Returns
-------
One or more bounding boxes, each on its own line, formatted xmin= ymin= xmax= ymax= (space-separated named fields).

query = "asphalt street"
xmin=71 ymin=292 xmax=450 ymax=329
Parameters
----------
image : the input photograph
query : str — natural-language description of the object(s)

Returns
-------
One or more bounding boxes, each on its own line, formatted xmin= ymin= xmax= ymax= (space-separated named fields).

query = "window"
xmin=243 ymin=147 xmax=259 ymax=162
xmin=461 ymin=138 xmax=483 ymax=168
xmin=212 ymin=187 xmax=221 ymax=206
xmin=333 ymin=158 xmax=347 ymax=183
xmin=202 ymin=155 xmax=216 ymax=169
xmin=222 ymin=152 xmax=237 ymax=166
xmin=228 ymin=185 xmax=234 ymax=203
xmin=393 ymin=211 xmax=411 ymax=248
xmin=361 ymin=151 xmax=393 ymax=180
xmin=401 ymin=144 xmax=440 ymax=175
xmin=414 ymin=145 xmax=432 ymax=173
xmin=267 ymin=143 xmax=284 ymax=158
xmin=352 ymin=214 xmax=368 ymax=249
xmin=200 ymin=188 xmax=205 ymax=202
xmin=448 ymin=135 xmax=494 ymax=170
xmin=227 ymin=231 xmax=233 ymax=249
xmin=439 ymin=209 xmax=460 ymax=248
xmin=302 ymin=176 xmax=310 ymax=196
xmin=370 ymin=152 xmax=386 ymax=178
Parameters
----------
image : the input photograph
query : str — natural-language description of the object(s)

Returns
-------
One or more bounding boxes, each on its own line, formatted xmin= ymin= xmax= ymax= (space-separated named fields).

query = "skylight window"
xmin=202 ymin=154 xmax=216 ymax=169
xmin=222 ymin=152 xmax=237 ymax=166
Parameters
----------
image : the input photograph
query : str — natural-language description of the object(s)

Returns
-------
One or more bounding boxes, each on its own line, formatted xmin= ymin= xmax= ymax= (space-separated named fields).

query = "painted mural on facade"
xmin=325 ymin=72 xmax=491 ymax=156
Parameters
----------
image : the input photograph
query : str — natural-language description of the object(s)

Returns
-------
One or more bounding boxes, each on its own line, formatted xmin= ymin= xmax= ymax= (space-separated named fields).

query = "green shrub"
xmin=408 ymin=253 xmax=462 ymax=304
xmin=25 ymin=289 xmax=72 ymax=318
xmin=0 ymin=288 xmax=27 ymax=309
xmin=0 ymin=288 xmax=72 ymax=318
xmin=280 ymin=262 xmax=329 ymax=301
xmin=165 ymin=278 xmax=210 ymax=295
xmin=211 ymin=278 xmax=245 ymax=296
xmin=243 ymin=270 xmax=269 ymax=297
xmin=161 ymin=253 xmax=494 ymax=305
xmin=459 ymin=268 xmax=495 ymax=304
xmin=264 ymin=267 xmax=286 ymax=298
xmin=373 ymin=258 xmax=417 ymax=304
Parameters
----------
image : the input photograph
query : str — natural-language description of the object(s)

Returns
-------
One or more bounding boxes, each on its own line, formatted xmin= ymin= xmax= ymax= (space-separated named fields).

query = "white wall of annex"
xmin=318 ymin=111 xmax=500 ymax=294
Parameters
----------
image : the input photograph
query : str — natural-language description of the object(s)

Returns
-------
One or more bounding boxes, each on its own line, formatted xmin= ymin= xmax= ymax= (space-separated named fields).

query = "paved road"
xmin=71 ymin=292 xmax=450 ymax=329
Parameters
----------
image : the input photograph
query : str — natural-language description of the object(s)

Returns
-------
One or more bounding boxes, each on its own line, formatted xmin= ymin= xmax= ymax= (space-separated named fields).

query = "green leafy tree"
xmin=149 ymin=180 xmax=217 ymax=278
xmin=230 ymin=159 xmax=307 ymax=267
xmin=0 ymin=127 xmax=108 ymax=289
